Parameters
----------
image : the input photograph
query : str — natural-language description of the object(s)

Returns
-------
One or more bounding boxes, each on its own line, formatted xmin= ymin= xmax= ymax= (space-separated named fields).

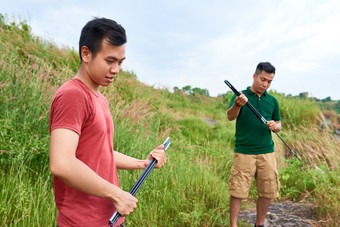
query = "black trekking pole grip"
xmin=224 ymin=80 xmax=241 ymax=96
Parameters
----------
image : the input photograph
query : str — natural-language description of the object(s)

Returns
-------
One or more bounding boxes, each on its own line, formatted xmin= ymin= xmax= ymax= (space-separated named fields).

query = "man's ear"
xmin=81 ymin=46 xmax=91 ymax=63
xmin=253 ymin=73 xmax=257 ymax=79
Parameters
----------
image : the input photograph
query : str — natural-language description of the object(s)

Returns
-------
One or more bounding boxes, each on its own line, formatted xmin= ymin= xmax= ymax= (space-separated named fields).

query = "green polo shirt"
xmin=228 ymin=86 xmax=281 ymax=155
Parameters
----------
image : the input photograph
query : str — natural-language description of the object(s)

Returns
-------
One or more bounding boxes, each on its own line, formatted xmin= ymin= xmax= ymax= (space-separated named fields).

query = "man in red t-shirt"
xmin=49 ymin=18 xmax=167 ymax=227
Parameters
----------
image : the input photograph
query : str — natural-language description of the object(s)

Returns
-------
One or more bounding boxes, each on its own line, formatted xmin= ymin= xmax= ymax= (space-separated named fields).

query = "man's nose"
xmin=110 ymin=63 xmax=120 ymax=74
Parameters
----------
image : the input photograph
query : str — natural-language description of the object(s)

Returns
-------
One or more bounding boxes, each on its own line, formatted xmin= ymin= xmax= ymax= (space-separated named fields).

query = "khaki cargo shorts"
xmin=228 ymin=152 xmax=280 ymax=199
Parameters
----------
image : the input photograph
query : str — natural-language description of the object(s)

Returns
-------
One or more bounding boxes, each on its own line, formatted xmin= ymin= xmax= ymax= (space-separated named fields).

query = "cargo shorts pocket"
xmin=228 ymin=168 xmax=241 ymax=190
xmin=258 ymin=170 xmax=280 ymax=195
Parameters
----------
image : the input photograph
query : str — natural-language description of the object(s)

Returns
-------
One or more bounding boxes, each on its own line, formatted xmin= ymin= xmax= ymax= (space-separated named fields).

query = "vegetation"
xmin=174 ymin=85 xmax=210 ymax=97
xmin=297 ymin=91 xmax=340 ymax=114
xmin=1 ymin=14 xmax=339 ymax=226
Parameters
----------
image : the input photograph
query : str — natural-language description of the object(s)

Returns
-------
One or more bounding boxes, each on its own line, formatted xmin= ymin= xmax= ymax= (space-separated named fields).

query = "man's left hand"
xmin=266 ymin=120 xmax=277 ymax=131
xmin=144 ymin=144 xmax=167 ymax=168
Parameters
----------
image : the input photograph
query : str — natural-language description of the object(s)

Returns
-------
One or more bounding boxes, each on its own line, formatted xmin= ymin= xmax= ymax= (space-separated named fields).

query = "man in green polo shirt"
xmin=227 ymin=62 xmax=281 ymax=227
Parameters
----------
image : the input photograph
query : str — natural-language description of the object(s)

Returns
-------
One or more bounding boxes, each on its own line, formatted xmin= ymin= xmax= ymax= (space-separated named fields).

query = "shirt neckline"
xmin=72 ymin=78 xmax=100 ymax=97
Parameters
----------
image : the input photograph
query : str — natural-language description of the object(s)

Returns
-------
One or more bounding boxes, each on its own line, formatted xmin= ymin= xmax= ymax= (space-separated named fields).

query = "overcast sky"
xmin=2 ymin=0 xmax=340 ymax=99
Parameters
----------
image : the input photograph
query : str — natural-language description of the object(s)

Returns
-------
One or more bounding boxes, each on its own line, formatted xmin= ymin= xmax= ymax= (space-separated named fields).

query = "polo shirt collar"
xmin=245 ymin=86 xmax=268 ymax=96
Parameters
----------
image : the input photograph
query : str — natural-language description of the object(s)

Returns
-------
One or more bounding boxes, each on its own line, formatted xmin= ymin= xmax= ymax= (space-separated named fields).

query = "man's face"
xmin=251 ymin=71 xmax=275 ymax=96
xmin=83 ymin=39 xmax=126 ymax=91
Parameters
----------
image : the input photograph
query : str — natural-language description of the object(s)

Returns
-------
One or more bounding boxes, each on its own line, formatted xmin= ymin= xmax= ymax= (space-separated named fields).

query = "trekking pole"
xmin=108 ymin=137 xmax=171 ymax=226
xmin=224 ymin=80 xmax=301 ymax=161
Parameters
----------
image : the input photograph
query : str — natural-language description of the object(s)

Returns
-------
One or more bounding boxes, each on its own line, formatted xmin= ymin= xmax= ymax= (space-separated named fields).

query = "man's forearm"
xmin=227 ymin=104 xmax=241 ymax=121
xmin=51 ymin=156 xmax=121 ymax=201
xmin=275 ymin=121 xmax=282 ymax=132
xmin=114 ymin=151 xmax=145 ymax=170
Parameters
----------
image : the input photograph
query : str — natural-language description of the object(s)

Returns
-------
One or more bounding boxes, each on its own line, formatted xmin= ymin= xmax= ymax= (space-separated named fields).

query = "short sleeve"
xmin=228 ymin=94 xmax=237 ymax=108
xmin=272 ymin=97 xmax=281 ymax=121
xmin=49 ymin=88 xmax=92 ymax=135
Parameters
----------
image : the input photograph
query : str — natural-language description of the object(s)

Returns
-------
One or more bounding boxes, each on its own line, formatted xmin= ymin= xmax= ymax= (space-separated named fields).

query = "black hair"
xmin=79 ymin=17 xmax=127 ymax=62
xmin=255 ymin=62 xmax=276 ymax=75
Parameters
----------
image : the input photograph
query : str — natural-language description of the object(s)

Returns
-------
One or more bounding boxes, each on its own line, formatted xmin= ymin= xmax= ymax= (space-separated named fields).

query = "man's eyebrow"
xmin=107 ymin=56 xmax=126 ymax=61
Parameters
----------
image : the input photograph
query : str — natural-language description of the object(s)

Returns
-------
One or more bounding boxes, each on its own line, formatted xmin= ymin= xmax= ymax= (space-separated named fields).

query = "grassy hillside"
xmin=1 ymin=14 xmax=339 ymax=226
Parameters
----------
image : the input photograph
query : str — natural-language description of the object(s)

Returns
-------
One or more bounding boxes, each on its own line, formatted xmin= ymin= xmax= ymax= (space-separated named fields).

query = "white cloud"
xmin=1 ymin=0 xmax=340 ymax=99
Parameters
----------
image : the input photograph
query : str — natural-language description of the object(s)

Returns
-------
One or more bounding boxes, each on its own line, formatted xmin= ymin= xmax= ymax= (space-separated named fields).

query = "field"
xmin=0 ymin=15 xmax=339 ymax=226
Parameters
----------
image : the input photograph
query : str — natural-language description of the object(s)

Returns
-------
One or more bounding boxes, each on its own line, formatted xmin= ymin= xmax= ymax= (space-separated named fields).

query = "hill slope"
xmin=0 ymin=14 xmax=339 ymax=226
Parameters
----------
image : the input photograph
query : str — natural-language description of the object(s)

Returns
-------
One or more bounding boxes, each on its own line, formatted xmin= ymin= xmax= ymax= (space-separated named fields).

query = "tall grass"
xmin=1 ymin=14 xmax=339 ymax=226
xmin=273 ymin=91 xmax=321 ymax=128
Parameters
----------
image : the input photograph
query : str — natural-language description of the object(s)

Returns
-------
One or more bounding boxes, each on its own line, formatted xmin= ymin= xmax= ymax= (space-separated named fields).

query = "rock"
xmin=238 ymin=201 xmax=318 ymax=227
xmin=202 ymin=117 xmax=217 ymax=127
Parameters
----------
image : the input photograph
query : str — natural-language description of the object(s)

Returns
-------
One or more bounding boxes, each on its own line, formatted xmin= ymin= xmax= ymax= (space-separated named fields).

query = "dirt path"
xmin=238 ymin=201 xmax=321 ymax=226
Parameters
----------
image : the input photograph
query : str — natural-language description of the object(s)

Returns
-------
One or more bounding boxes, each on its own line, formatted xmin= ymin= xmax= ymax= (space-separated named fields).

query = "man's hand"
xmin=112 ymin=187 xmax=138 ymax=216
xmin=144 ymin=144 xmax=167 ymax=168
xmin=227 ymin=92 xmax=248 ymax=121
xmin=266 ymin=120 xmax=281 ymax=132
xmin=234 ymin=92 xmax=248 ymax=107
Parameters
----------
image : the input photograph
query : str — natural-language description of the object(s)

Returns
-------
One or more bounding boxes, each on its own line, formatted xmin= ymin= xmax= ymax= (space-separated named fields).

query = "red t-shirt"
xmin=49 ymin=78 xmax=124 ymax=226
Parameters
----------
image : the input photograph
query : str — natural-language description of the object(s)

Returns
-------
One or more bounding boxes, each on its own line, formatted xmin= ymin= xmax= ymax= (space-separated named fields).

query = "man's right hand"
xmin=113 ymin=187 xmax=138 ymax=216
xmin=227 ymin=92 xmax=248 ymax=121
xmin=234 ymin=92 xmax=248 ymax=107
